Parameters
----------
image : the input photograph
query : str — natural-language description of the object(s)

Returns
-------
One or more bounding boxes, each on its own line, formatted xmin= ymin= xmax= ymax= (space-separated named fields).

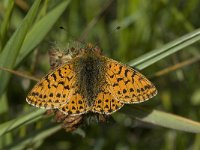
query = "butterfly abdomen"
xmin=74 ymin=54 xmax=106 ymax=106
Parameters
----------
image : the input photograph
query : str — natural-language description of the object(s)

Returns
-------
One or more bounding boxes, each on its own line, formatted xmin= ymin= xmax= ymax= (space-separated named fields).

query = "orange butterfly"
xmin=26 ymin=44 xmax=157 ymax=115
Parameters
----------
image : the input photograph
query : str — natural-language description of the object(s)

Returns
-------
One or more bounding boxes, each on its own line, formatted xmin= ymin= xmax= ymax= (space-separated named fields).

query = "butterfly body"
xmin=26 ymin=44 xmax=157 ymax=116
xmin=73 ymin=50 xmax=106 ymax=106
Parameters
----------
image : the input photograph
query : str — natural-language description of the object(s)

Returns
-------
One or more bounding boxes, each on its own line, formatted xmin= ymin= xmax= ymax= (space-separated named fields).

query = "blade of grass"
xmin=0 ymin=66 xmax=40 ymax=82
xmin=152 ymin=56 xmax=200 ymax=78
xmin=0 ymin=93 xmax=8 ymax=115
xmin=120 ymin=106 xmax=200 ymax=133
xmin=128 ymin=28 xmax=200 ymax=70
xmin=15 ymin=0 xmax=71 ymax=66
xmin=0 ymin=109 xmax=45 ymax=136
xmin=3 ymin=123 xmax=61 ymax=150
xmin=0 ymin=0 xmax=42 ymax=95
xmin=0 ymin=0 xmax=14 ymax=51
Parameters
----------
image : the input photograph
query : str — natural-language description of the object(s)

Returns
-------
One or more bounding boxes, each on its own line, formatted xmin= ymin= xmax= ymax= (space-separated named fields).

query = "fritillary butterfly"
xmin=26 ymin=43 xmax=157 ymax=116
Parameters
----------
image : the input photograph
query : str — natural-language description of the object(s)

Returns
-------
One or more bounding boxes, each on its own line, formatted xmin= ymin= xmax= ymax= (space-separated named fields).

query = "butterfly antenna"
xmin=93 ymin=25 xmax=121 ymax=50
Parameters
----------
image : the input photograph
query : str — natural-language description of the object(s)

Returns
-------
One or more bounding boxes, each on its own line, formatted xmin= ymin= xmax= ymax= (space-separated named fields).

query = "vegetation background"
xmin=0 ymin=0 xmax=200 ymax=149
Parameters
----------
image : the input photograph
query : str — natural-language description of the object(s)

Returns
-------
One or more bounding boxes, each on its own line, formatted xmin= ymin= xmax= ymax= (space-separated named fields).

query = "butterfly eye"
xmin=93 ymin=47 xmax=102 ymax=55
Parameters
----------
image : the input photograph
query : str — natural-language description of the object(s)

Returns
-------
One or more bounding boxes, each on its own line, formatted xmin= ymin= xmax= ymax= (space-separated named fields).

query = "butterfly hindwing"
xmin=59 ymin=89 xmax=90 ymax=115
xmin=104 ymin=57 xmax=157 ymax=104
xmin=91 ymin=86 xmax=124 ymax=115
xmin=26 ymin=63 xmax=75 ymax=109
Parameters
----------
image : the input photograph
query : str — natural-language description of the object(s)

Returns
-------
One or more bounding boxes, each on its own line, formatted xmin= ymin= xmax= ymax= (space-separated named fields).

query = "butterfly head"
xmin=64 ymin=42 xmax=103 ymax=59
xmin=77 ymin=43 xmax=102 ymax=57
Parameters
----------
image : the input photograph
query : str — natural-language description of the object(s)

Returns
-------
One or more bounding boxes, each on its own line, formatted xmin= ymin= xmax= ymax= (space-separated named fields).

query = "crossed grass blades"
xmin=26 ymin=43 xmax=157 ymax=131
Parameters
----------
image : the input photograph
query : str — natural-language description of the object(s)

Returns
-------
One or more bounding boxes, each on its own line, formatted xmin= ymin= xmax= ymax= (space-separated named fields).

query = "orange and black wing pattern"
xmin=104 ymin=57 xmax=157 ymax=104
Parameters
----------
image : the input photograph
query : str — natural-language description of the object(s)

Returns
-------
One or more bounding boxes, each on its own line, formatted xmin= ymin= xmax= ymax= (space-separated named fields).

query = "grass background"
xmin=0 ymin=0 xmax=200 ymax=149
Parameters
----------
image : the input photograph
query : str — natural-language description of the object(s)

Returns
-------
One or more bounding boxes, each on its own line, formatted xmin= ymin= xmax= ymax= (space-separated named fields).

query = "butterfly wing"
xmin=59 ymin=88 xmax=90 ymax=115
xmin=104 ymin=57 xmax=157 ymax=104
xmin=26 ymin=63 xmax=75 ymax=109
xmin=91 ymin=85 xmax=124 ymax=115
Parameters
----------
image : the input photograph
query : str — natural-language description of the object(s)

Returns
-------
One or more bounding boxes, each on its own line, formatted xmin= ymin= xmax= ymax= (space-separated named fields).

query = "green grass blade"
xmin=3 ymin=124 xmax=61 ymax=150
xmin=121 ymin=106 xmax=200 ymax=133
xmin=0 ymin=0 xmax=14 ymax=51
xmin=15 ymin=0 xmax=71 ymax=66
xmin=0 ymin=93 xmax=8 ymax=115
xmin=0 ymin=109 xmax=45 ymax=136
xmin=128 ymin=28 xmax=200 ymax=70
xmin=0 ymin=0 xmax=42 ymax=95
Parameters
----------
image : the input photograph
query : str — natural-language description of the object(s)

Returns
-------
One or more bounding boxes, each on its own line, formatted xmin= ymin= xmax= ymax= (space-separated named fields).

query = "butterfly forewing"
xmin=26 ymin=63 xmax=75 ymax=109
xmin=105 ymin=57 xmax=157 ymax=104
xmin=91 ymin=86 xmax=124 ymax=115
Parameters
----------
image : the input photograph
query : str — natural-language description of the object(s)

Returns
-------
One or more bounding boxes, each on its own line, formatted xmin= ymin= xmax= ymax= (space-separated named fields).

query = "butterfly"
xmin=26 ymin=43 xmax=157 ymax=116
